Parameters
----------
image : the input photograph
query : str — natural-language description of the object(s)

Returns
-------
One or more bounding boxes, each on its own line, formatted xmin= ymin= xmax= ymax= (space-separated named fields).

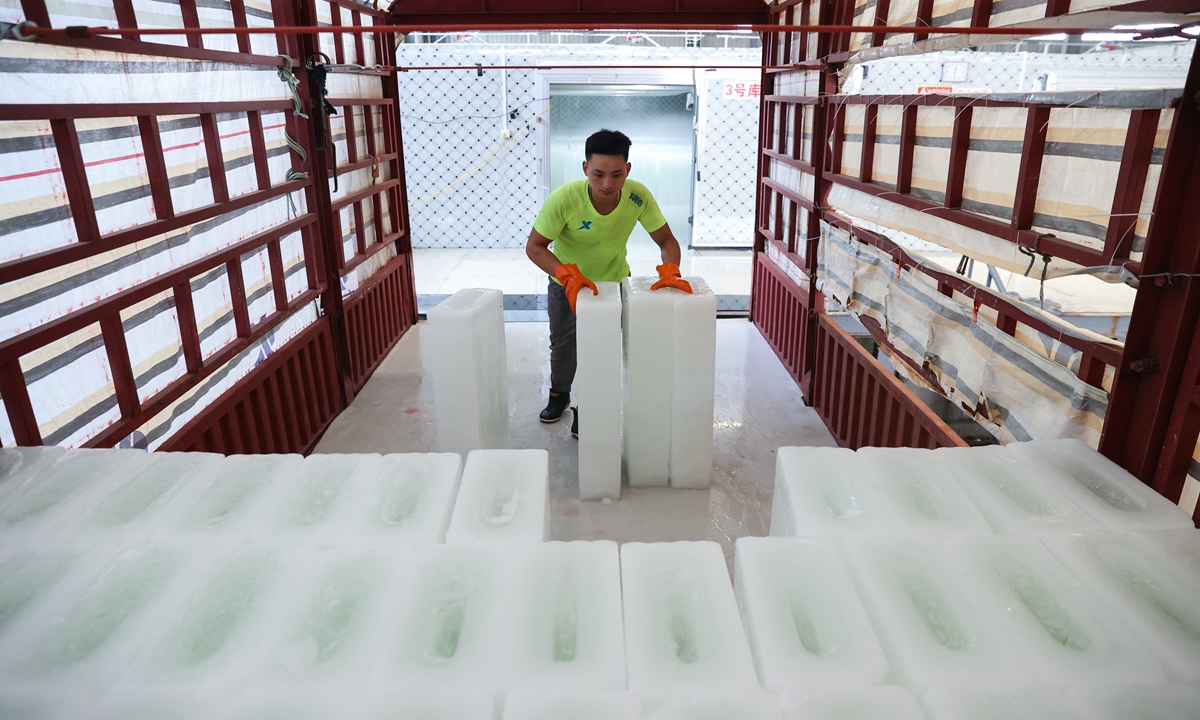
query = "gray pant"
xmin=547 ymin=279 xmax=576 ymax=395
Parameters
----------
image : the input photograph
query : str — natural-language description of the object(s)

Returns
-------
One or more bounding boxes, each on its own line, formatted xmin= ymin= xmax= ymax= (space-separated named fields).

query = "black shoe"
xmin=571 ymin=407 xmax=579 ymax=438
xmin=540 ymin=391 xmax=570 ymax=422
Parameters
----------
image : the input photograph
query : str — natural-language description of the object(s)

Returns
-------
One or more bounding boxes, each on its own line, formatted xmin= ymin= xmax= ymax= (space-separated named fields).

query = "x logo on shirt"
xmin=577 ymin=221 xmax=593 ymax=230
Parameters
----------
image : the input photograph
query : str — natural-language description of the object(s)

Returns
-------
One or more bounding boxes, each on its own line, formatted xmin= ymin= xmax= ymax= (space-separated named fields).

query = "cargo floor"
xmin=313 ymin=319 xmax=837 ymax=566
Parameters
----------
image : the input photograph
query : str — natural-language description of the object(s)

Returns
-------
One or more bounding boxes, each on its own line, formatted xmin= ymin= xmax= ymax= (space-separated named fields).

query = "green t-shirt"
xmin=533 ymin=179 xmax=668 ymax=283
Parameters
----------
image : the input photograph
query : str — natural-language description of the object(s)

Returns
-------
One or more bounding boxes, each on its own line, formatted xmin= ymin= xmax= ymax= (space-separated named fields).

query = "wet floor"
xmin=313 ymin=319 xmax=838 ymax=568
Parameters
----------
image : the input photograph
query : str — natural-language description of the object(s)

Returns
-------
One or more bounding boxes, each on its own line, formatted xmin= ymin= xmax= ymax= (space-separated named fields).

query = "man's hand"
xmin=554 ymin=263 xmax=598 ymax=313
xmin=650 ymin=262 xmax=692 ymax=294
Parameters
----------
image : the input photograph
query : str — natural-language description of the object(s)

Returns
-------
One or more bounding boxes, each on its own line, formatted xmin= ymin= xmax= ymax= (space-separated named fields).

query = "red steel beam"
xmin=1104 ymin=109 xmax=1160 ymax=261
xmin=99 ymin=314 xmax=140 ymax=417
xmin=1102 ymin=43 xmax=1200 ymax=487
xmin=200 ymin=113 xmax=231 ymax=204
xmin=228 ymin=0 xmax=252 ymax=53
xmin=50 ymin=118 xmax=101 ymax=245
xmin=138 ymin=115 xmax=176 ymax=221
xmin=174 ymin=281 xmax=203 ymax=374
xmin=0 ymin=361 xmax=42 ymax=446
xmin=860 ymin=104 xmax=878 ymax=184
xmin=1012 ymin=106 xmax=1050 ymax=231
xmin=945 ymin=106 xmax=973 ymax=208
xmin=897 ymin=104 xmax=917 ymax=194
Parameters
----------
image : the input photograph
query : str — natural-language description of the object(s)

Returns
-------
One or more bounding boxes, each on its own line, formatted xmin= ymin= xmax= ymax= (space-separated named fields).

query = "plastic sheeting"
xmin=817 ymin=220 xmax=1114 ymax=446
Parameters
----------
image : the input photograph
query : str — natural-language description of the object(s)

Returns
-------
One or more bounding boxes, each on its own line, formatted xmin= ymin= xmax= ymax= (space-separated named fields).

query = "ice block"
xmin=153 ymin=454 xmax=303 ymax=543
xmin=937 ymin=445 xmax=1099 ymax=535
xmin=370 ymin=545 xmax=511 ymax=695
xmin=620 ymin=541 xmax=759 ymax=697
xmin=1138 ymin=528 xmax=1200 ymax=581
xmin=360 ymin=691 xmax=495 ymax=719
xmin=1043 ymin=530 xmax=1200 ymax=682
xmin=841 ymin=538 xmax=1033 ymax=691
xmin=1064 ymin=684 xmax=1200 ymax=720
xmin=427 ymin=288 xmax=510 ymax=456
xmin=781 ymin=686 xmax=924 ymax=720
xmin=335 ymin=453 xmax=462 ymax=546
xmin=733 ymin=537 xmax=888 ymax=692
xmin=576 ymin=282 xmax=623 ymax=501
xmin=952 ymin=536 xmax=1165 ymax=686
xmin=504 ymin=690 xmax=640 ymax=720
xmin=127 ymin=548 xmax=301 ymax=688
xmin=0 ymin=547 xmax=87 ymax=640
xmin=504 ymin=541 xmax=625 ymax=693
xmin=257 ymin=453 xmax=381 ymax=546
xmin=669 ymin=277 xmax=717 ymax=489
xmin=258 ymin=549 xmax=403 ymax=688
xmin=857 ymin=447 xmax=992 ymax=536
xmin=922 ymin=685 xmax=1090 ymax=720
xmin=0 ymin=449 xmax=147 ymax=537
xmin=647 ymin=692 xmax=782 ymax=720
xmin=445 ymin=449 xmax=547 ymax=545
xmin=0 ymin=446 xmax=65 ymax=499
xmin=770 ymin=447 xmax=895 ymax=537
xmin=622 ymin=276 xmax=674 ymax=488
xmin=1006 ymin=439 xmax=1194 ymax=531
xmin=84 ymin=689 xmax=215 ymax=720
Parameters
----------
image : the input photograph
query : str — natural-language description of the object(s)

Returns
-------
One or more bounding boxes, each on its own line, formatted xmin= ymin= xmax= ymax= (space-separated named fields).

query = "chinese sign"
xmin=722 ymin=80 xmax=761 ymax=99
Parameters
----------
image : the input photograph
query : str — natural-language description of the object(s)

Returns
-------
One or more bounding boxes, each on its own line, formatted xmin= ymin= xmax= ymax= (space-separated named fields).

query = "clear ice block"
xmin=857 ymin=447 xmax=992 ymax=536
xmin=259 ymin=550 xmax=403 ymax=688
xmin=1006 ymin=439 xmax=1194 ymax=531
xmin=0 ymin=447 xmax=65 ymax=499
xmin=781 ymin=686 xmax=924 ymax=720
xmin=342 ymin=453 xmax=463 ymax=545
xmin=770 ymin=447 xmax=896 ymax=537
xmin=0 ymin=449 xmax=147 ymax=536
xmin=1064 ymin=684 xmax=1200 ymax=720
xmin=733 ymin=537 xmax=888 ymax=692
xmin=668 ymin=277 xmax=717 ymax=489
xmin=427 ymin=288 xmax=510 ymax=456
xmin=922 ymin=685 xmax=1090 ymax=720
xmin=445 ymin=450 xmax=548 ymax=545
xmin=0 ymin=549 xmax=83 ymax=641
xmin=841 ymin=538 xmax=1034 ymax=691
xmin=504 ymin=690 xmax=640 ymax=720
xmin=620 ymin=541 xmax=759 ymax=697
xmin=370 ymin=545 xmax=512 ymax=695
xmin=936 ymin=445 xmax=1099 ymax=535
xmin=576 ymin=282 xmax=623 ymax=501
xmin=951 ymin=536 xmax=1165 ymax=686
xmin=256 ymin=453 xmax=382 ymax=546
xmin=1138 ymin=529 xmax=1200 ymax=582
xmin=1043 ymin=530 xmax=1200 ymax=682
xmin=153 ymin=454 xmax=303 ymax=543
xmin=622 ymin=277 xmax=673 ymax=488
xmin=504 ymin=541 xmax=625 ymax=693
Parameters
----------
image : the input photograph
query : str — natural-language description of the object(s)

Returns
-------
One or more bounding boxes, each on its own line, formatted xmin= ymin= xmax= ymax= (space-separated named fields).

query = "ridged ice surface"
xmin=770 ymin=447 xmax=895 ymax=537
xmin=781 ymin=686 xmax=924 ymax=720
xmin=504 ymin=690 xmax=640 ymax=720
xmin=858 ymin=448 xmax=991 ymax=536
xmin=446 ymin=449 xmax=547 ymax=545
xmin=922 ymin=685 xmax=1091 ymax=720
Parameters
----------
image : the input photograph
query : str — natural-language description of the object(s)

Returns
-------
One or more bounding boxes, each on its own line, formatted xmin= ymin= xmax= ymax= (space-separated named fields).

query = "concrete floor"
xmin=313 ymin=319 xmax=837 ymax=568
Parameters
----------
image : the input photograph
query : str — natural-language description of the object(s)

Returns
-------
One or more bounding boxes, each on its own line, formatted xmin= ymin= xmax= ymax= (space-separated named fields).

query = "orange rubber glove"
xmin=553 ymin=263 xmax=598 ymax=314
xmin=650 ymin=262 xmax=693 ymax=294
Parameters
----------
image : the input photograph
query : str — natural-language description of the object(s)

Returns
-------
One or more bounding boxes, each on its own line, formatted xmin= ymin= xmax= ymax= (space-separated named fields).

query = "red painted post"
xmin=51 ymin=119 xmax=101 ymax=243
xmin=1012 ymin=106 xmax=1050 ymax=230
xmin=138 ymin=115 xmax=176 ymax=221
xmin=860 ymin=104 xmax=878 ymax=184
xmin=200 ymin=113 xmax=231 ymax=204
xmin=100 ymin=315 xmax=140 ymax=418
xmin=945 ymin=105 xmax=972 ymax=208
xmin=1104 ymin=109 xmax=1160 ymax=261
xmin=0 ymin=362 xmax=42 ymax=446
xmin=897 ymin=104 xmax=917 ymax=194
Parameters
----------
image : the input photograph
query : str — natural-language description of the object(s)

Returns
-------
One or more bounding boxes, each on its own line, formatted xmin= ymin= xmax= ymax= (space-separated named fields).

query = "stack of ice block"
xmin=622 ymin=276 xmax=717 ymax=490
xmin=427 ymin=288 xmax=510 ymax=456
xmin=767 ymin=440 xmax=1200 ymax=718
xmin=576 ymin=282 xmax=623 ymax=501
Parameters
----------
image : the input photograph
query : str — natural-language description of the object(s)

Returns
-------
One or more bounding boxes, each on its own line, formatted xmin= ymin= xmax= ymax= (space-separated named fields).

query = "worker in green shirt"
xmin=525 ymin=129 xmax=692 ymax=437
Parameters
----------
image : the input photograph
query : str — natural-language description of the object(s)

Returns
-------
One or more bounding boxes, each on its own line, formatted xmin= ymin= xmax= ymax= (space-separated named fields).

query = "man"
xmin=525 ymin=129 xmax=692 ymax=437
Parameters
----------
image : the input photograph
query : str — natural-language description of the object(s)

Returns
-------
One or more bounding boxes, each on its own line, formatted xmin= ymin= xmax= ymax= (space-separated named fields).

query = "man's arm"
xmin=648 ymin=223 xmax=683 ymax=266
xmin=526 ymin=228 xmax=563 ymax=276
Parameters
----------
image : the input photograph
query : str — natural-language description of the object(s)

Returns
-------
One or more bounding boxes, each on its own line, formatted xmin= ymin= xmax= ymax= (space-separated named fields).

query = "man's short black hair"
xmin=585 ymin=129 xmax=632 ymax=161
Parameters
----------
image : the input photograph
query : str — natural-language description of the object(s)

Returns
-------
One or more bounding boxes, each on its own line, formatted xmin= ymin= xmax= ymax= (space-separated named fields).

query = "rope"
xmin=0 ymin=21 xmax=37 ymax=41
xmin=1018 ymin=234 xmax=1054 ymax=309
xmin=276 ymin=55 xmax=309 ymax=119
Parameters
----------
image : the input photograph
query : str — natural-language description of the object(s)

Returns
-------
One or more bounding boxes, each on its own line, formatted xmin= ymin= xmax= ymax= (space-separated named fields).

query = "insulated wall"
xmin=0 ymin=0 xmax=415 ymax=452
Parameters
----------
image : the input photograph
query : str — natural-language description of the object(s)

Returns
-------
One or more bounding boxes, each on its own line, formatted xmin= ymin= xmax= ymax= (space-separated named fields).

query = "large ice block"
xmin=0 ymin=547 xmax=87 ymax=641
xmin=1006 ymin=439 xmax=1194 ymax=531
xmin=937 ymin=445 xmax=1099 ymax=535
xmin=1138 ymin=529 xmax=1200 ymax=581
xmin=258 ymin=550 xmax=403 ymax=688
xmin=153 ymin=454 xmax=303 ymax=543
xmin=84 ymin=689 xmax=215 ymax=720
xmin=0 ymin=447 xmax=65 ymax=498
xmin=620 ymin=541 xmax=759 ymax=697
xmin=505 ymin=541 xmax=625 ymax=693
xmin=770 ymin=447 xmax=896 ymax=537
xmin=733 ymin=537 xmax=888 ymax=692
xmin=504 ymin=690 xmax=640 ymax=720
xmin=622 ymin=276 xmax=674 ymax=488
xmin=0 ymin=449 xmax=147 ymax=536
xmin=360 ymin=691 xmax=495 ymax=720
xmin=0 ymin=546 xmax=187 ymax=701
xmin=841 ymin=538 xmax=1033 ymax=691
xmin=64 ymin=452 xmax=223 ymax=542
xmin=341 ymin=453 xmax=462 ymax=545
xmin=857 ymin=447 xmax=992 ymax=536
xmin=647 ymin=692 xmax=782 ymax=720
xmin=576 ymin=282 xmax=623 ymax=501
xmin=669 ymin=277 xmax=717 ymax=489
xmin=1043 ymin=531 xmax=1200 ymax=682
xmin=255 ymin=453 xmax=381 ymax=546
xmin=445 ymin=449 xmax=547 ymax=545
xmin=127 ymin=548 xmax=301 ymax=688
xmin=781 ymin=686 xmax=924 ymax=720
xmin=951 ymin=536 xmax=1164 ymax=686
xmin=922 ymin=685 xmax=1089 ymax=720
xmin=370 ymin=545 xmax=511 ymax=695
xmin=427 ymin=288 xmax=510 ymax=455
xmin=1064 ymin=684 xmax=1200 ymax=720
